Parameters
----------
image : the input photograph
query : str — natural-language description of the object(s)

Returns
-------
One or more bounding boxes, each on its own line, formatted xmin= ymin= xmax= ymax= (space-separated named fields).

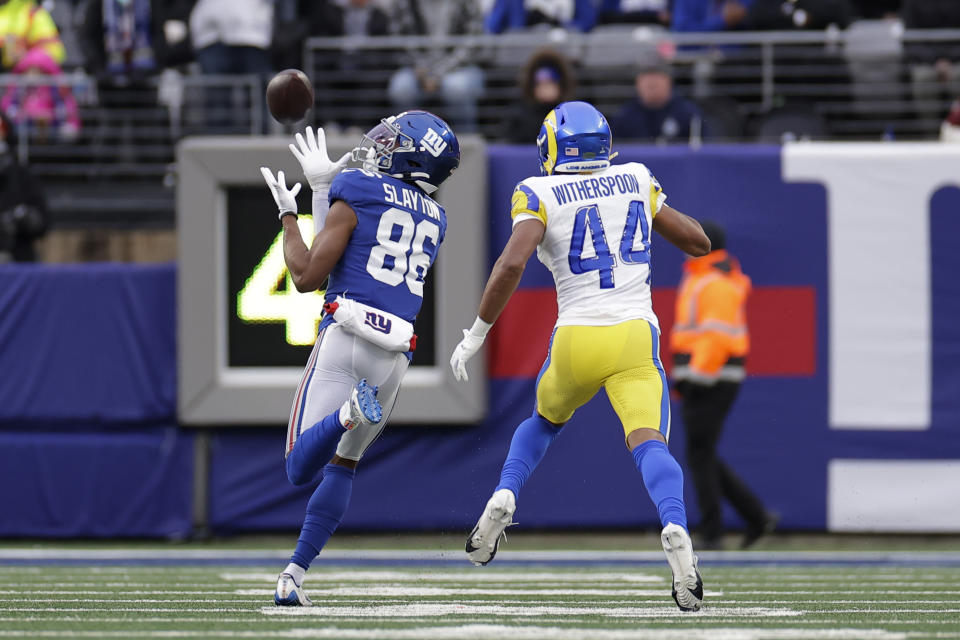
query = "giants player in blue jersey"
xmin=260 ymin=112 xmax=459 ymax=606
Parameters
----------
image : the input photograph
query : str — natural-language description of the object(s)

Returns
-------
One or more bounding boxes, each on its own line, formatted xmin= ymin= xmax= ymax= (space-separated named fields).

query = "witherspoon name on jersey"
xmin=510 ymin=162 xmax=666 ymax=330
xmin=548 ymin=172 xmax=645 ymax=206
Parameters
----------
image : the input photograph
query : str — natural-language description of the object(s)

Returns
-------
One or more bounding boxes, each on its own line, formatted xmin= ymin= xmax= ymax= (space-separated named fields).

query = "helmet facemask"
xmin=351 ymin=116 xmax=415 ymax=174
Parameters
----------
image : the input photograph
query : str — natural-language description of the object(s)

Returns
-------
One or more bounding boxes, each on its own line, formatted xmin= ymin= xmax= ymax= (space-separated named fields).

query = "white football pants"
xmin=285 ymin=322 xmax=409 ymax=461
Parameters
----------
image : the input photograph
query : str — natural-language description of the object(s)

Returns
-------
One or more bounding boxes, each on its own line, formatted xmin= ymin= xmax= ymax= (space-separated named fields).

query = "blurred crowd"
xmin=0 ymin=0 xmax=954 ymax=137
xmin=1 ymin=0 xmax=960 ymax=260
xmin=0 ymin=0 xmax=960 ymax=140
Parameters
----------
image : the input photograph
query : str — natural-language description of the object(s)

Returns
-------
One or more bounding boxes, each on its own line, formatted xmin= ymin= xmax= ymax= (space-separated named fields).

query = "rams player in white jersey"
xmin=450 ymin=101 xmax=711 ymax=611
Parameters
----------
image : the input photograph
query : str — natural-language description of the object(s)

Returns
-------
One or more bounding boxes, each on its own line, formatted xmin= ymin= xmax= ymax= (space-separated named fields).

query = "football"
xmin=266 ymin=69 xmax=314 ymax=124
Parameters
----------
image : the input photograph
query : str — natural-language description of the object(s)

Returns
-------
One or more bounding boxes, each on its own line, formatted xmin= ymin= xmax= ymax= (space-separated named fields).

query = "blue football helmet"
xmin=537 ymin=101 xmax=612 ymax=175
xmin=353 ymin=110 xmax=460 ymax=194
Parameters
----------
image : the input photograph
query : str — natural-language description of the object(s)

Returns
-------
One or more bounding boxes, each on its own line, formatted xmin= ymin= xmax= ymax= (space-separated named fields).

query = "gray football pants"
xmin=284 ymin=322 xmax=408 ymax=461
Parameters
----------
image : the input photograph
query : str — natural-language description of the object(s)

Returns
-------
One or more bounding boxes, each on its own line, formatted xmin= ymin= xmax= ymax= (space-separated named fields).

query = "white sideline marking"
xmin=0 ymin=607 xmax=252 ymax=613
xmin=733 ymin=590 xmax=960 ymax=595
xmin=220 ymin=571 xmax=665 ymax=583
xmin=0 ymin=625 xmax=916 ymax=639
xmin=235 ymin=587 xmax=721 ymax=597
xmin=2 ymin=548 xmax=959 ymax=565
xmin=261 ymin=604 xmax=799 ymax=618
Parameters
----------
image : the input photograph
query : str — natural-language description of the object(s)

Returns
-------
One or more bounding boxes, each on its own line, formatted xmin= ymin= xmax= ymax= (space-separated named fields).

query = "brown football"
xmin=266 ymin=69 xmax=314 ymax=124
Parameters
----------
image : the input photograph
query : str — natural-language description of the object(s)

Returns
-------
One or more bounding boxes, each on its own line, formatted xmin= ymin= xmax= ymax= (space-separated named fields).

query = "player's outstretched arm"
xmin=477 ymin=219 xmax=545 ymax=323
xmin=281 ymin=200 xmax=357 ymax=293
xmin=652 ymin=204 xmax=711 ymax=257
xmin=450 ymin=219 xmax=544 ymax=381
xmin=288 ymin=126 xmax=350 ymax=232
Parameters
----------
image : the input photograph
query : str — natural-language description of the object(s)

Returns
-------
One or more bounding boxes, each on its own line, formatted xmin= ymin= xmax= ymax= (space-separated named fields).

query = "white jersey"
xmin=510 ymin=162 xmax=667 ymax=329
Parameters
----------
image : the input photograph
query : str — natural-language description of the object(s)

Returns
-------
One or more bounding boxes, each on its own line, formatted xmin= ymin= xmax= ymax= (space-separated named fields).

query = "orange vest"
xmin=670 ymin=249 xmax=750 ymax=384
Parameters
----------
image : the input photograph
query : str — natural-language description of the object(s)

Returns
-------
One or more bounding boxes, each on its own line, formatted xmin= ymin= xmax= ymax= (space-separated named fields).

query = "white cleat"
xmin=274 ymin=572 xmax=312 ymax=607
xmin=465 ymin=488 xmax=516 ymax=566
xmin=661 ymin=523 xmax=704 ymax=612
xmin=341 ymin=378 xmax=382 ymax=430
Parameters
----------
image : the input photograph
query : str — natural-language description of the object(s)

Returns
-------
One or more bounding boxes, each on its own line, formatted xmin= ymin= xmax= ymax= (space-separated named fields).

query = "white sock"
xmin=284 ymin=562 xmax=306 ymax=585
xmin=338 ymin=401 xmax=351 ymax=427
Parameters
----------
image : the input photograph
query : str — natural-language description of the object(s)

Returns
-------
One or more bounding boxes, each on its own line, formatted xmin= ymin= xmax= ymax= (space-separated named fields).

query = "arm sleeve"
xmin=510 ymin=182 xmax=547 ymax=227
xmin=312 ymin=187 xmax=330 ymax=234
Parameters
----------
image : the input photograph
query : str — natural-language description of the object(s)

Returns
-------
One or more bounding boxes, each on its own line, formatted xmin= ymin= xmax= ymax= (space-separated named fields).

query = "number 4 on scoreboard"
xmin=237 ymin=215 xmax=325 ymax=346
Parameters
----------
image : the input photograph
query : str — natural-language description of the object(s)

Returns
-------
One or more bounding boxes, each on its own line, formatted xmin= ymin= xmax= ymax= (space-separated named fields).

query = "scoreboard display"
xmin=177 ymin=136 xmax=485 ymax=425
xmin=225 ymin=187 xmax=437 ymax=368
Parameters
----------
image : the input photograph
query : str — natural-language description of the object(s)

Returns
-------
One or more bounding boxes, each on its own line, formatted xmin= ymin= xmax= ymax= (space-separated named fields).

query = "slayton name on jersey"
xmin=382 ymin=182 xmax=442 ymax=221
xmin=326 ymin=169 xmax=447 ymax=324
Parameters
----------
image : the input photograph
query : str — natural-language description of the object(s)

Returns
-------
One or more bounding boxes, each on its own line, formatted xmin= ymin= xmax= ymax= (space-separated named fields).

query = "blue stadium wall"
xmin=1 ymin=144 xmax=958 ymax=538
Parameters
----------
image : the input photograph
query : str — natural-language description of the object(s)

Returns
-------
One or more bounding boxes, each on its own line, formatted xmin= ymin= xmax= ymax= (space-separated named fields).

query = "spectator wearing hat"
xmin=614 ymin=62 xmax=703 ymax=142
xmin=501 ymin=48 xmax=576 ymax=143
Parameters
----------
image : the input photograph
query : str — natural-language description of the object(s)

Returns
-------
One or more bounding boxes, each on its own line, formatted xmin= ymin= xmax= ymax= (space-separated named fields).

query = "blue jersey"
xmin=325 ymin=168 xmax=447 ymax=324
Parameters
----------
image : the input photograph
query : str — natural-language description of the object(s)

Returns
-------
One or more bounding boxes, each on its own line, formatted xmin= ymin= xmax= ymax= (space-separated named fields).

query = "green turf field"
xmin=1 ymin=545 xmax=960 ymax=639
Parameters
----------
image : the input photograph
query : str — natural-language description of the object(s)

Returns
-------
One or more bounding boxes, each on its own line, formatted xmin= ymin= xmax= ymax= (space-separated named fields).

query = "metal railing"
xmin=1 ymin=26 xmax=957 ymax=226
xmin=0 ymin=73 xmax=264 ymax=226
xmin=304 ymin=26 xmax=960 ymax=142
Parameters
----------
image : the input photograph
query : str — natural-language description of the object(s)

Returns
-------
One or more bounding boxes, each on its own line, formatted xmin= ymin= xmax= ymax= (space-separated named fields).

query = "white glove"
xmin=260 ymin=167 xmax=301 ymax=219
xmin=450 ymin=317 xmax=493 ymax=382
xmin=289 ymin=126 xmax=351 ymax=191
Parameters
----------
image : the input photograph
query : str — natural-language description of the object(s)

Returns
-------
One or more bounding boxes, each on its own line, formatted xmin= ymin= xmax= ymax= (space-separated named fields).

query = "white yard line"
xmin=0 ymin=625 xmax=922 ymax=639
xmin=260 ymin=603 xmax=801 ymax=618
xmin=233 ymin=587 xmax=721 ymax=597
xmin=218 ymin=571 xmax=664 ymax=582
xmin=1 ymin=548 xmax=959 ymax=564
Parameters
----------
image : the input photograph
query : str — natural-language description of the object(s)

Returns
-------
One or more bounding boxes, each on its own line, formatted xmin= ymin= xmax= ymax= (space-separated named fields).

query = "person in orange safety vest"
xmin=670 ymin=221 xmax=777 ymax=550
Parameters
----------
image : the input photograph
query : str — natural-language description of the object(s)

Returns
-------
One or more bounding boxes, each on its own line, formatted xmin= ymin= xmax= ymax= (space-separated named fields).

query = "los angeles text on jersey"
xmin=551 ymin=173 xmax=643 ymax=205
xmin=382 ymin=182 xmax=442 ymax=221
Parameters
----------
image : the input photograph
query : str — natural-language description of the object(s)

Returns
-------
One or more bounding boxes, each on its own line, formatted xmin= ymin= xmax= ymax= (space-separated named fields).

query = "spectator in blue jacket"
xmin=672 ymin=0 xmax=753 ymax=32
xmin=614 ymin=62 xmax=704 ymax=142
xmin=485 ymin=0 xmax=596 ymax=33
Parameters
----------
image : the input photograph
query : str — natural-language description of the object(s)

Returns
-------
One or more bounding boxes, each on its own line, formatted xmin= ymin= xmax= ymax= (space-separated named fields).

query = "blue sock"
xmin=494 ymin=415 xmax=561 ymax=502
xmin=632 ymin=439 xmax=688 ymax=531
xmin=286 ymin=411 xmax=344 ymax=486
xmin=290 ymin=463 xmax=354 ymax=570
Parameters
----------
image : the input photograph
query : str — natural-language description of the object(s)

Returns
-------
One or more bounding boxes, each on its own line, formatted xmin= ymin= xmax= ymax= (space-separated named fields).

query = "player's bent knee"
xmin=535 ymin=412 xmax=566 ymax=429
xmin=285 ymin=454 xmax=314 ymax=487
xmin=625 ymin=426 xmax=666 ymax=450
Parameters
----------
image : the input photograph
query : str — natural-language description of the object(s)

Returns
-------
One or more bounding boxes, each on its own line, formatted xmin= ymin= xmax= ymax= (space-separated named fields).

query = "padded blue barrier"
xmin=1 ymin=145 xmax=959 ymax=537
xmin=0 ymin=263 xmax=176 ymax=423
xmin=0 ymin=426 xmax=193 ymax=538
xmin=208 ymin=144 xmax=960 ymax=534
